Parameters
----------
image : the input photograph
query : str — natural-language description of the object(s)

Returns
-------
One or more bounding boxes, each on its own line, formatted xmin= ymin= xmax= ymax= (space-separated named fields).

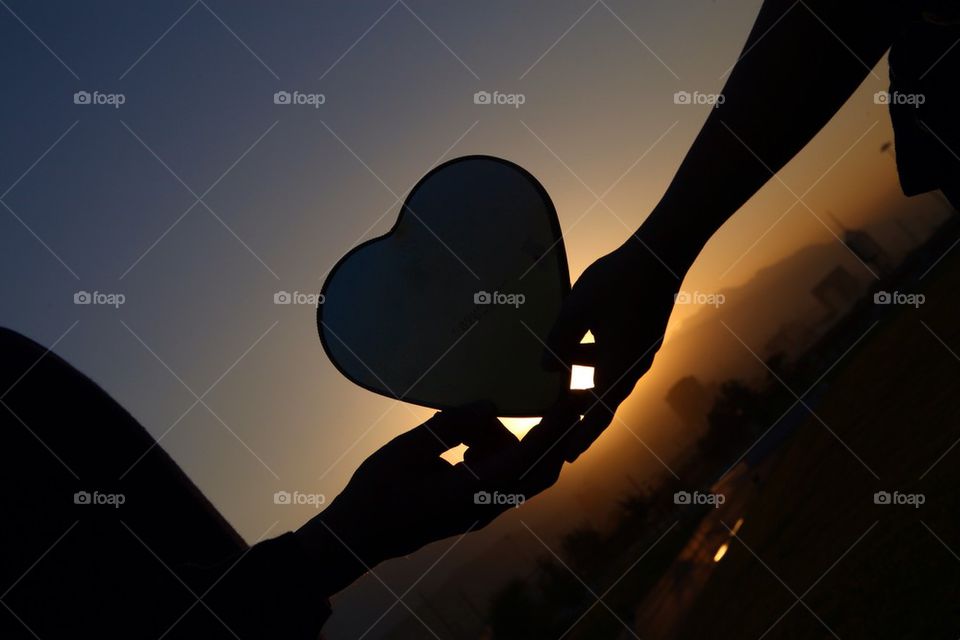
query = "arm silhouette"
xmin=295 ymin=396 xmax=587 ymax=594
xmin=550 ymin=0 xmax=905 ymax=461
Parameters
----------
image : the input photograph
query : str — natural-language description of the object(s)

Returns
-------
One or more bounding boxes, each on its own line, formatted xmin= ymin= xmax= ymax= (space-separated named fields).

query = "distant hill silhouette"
xmin=661 ymin=241 xmax=874 ymax=384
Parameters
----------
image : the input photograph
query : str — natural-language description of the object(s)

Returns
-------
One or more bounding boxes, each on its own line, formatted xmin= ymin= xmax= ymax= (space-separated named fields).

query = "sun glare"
xmin=500 ymin=417 xmax=541 ymax=439
xmin=440 ymin=443 xmax=469 ymax=465
xmin=571 ymin=365 xmax=595 ymax=390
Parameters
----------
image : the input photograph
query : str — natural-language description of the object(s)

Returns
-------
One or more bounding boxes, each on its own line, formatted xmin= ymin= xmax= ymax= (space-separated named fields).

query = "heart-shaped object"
xmin=318 ymin=155 xmax=570 ymax=416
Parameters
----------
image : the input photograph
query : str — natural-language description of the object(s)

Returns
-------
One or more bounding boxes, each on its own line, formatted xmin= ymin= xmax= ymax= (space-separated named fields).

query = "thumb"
xmin=387 ymin=402 xmax=499 ymax=460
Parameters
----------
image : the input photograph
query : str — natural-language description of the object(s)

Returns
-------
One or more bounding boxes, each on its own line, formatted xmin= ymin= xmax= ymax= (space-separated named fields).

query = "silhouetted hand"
xmin=546 ymin=240 xmax=679 ymax=461
xmin=541 ymin=0 xmax=903 ymax=467
xmin=297 ymin=395 xmax=587 ymax=592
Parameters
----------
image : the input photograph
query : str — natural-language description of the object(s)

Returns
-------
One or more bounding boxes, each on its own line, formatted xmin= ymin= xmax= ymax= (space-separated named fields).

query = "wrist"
xmin=295 ymin=510 xmax=371 ymax=596
xmin=623 ymin=197 xmax=716 ymax=277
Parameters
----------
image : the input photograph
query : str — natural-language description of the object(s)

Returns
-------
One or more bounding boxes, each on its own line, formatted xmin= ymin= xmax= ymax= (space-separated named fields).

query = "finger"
xmin=543 ymin=297 xmax=590 ymax=371
xmin=393 ymin=402 xmax=500 ymax=459
xmin=463 ymin=418 xmax=521 ymax=469
xmin=522 ymin=390 xmax=590 ymax=439
xmin=563 ymin=405 xmax=615 ymax=463
xmin=560 ymin=370 xmax=627 ymax=462
xmin=519 ymin=390 xmax=591 ymax=465
xmin=462 ymin=415 xmax=519 ymax=451
xmin=515 ymin=403 xmax=585 ymax=493
xmin=462 ymin=391 xmax=589 ymax=487
xmin=559 ymin=330 xmax=661 ymax=462
xmin=545 ymin=389 xmax=594 ymax=424
xmin=568 ymin=343 xmax=597 ymax=367
xmin=562 ymin=367 xmax=640 ymax=462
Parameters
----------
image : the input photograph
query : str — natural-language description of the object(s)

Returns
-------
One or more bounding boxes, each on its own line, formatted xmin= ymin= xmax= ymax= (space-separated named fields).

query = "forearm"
xmin=634 ymin=0 xmax=903 ymax=271
xmin=296 ymin=509 xmax=371 ymax=596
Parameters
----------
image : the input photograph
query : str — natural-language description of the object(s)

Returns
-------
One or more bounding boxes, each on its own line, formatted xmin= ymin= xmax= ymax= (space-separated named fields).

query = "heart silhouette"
xmin=318 ymin=155 xmax=570 ymax=417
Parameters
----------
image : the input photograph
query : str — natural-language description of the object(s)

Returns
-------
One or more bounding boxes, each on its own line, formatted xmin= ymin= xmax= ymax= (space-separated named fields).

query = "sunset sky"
xmin=0 ymin=2 xmax=946 ymax=605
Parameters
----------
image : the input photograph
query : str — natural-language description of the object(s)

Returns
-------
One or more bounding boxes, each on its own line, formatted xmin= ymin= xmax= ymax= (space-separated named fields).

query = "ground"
xmin=668 ymin=233 xmax=960 ymax=639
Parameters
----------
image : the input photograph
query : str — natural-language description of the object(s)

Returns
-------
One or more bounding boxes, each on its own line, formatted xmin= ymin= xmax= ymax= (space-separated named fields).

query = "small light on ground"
xmin=729 ymin=517 xmax=745 ymax=536
xmin=713 ymin=542 xmax=730 ymax=563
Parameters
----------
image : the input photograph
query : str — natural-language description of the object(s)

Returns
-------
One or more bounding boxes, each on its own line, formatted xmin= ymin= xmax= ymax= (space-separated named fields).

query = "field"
xmin=670 ymin=226 xmax=960 ymax=639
